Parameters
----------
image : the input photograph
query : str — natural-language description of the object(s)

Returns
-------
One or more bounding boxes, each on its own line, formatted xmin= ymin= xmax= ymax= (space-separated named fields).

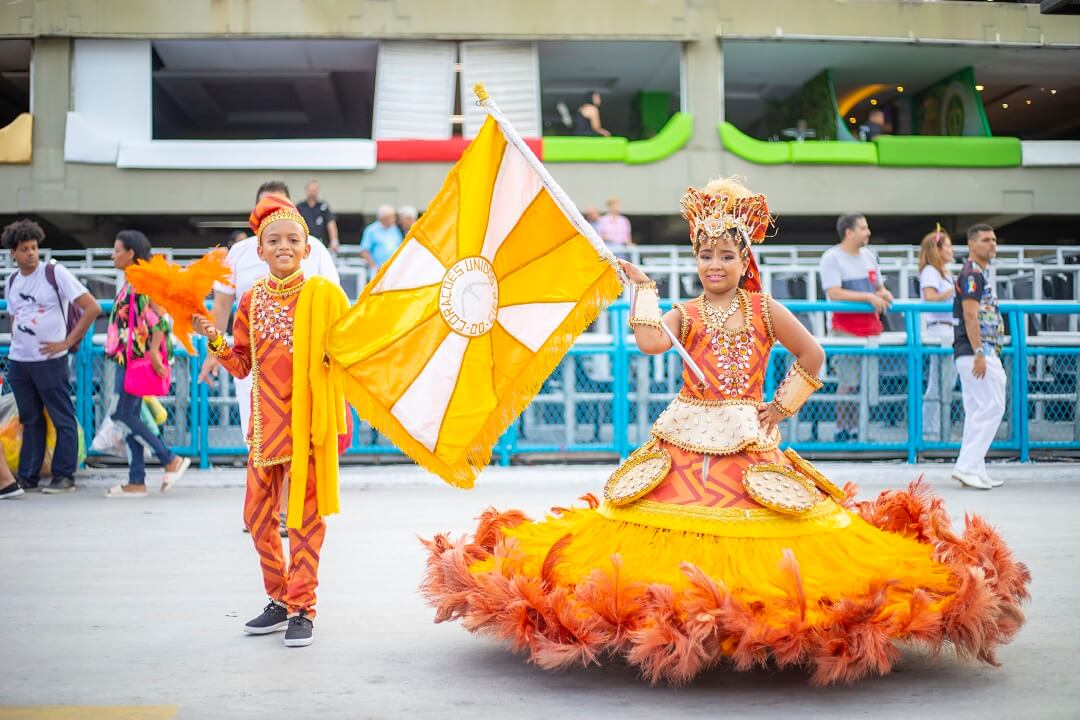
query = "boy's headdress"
xmin=249 ymin=195 xmax=310 ymax=239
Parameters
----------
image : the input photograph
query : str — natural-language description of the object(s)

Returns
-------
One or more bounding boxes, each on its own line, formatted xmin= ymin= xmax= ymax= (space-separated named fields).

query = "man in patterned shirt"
xmin=951 ymin=224 xmax=1006 ymax=490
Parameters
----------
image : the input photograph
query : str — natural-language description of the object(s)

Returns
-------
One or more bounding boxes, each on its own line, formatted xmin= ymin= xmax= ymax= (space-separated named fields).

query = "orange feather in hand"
xmin=124 ymin=248 xmax=232 ymax=355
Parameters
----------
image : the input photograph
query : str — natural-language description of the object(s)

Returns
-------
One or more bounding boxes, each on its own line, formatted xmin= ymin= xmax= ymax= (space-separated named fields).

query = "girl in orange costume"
xmin=194 ymin=196 xmax=348 ymax=648
xmin=421 ymin=177 xmax=1029 ymax=684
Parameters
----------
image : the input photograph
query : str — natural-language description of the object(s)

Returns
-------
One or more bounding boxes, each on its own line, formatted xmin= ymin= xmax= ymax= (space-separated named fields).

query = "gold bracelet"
xmin=772 ymin=360 xmax=823 ymax=417
xmin=628 ymin=281 xmax=663 ymax=329
xmin=208 ymin=333 xmax=229 ymax=356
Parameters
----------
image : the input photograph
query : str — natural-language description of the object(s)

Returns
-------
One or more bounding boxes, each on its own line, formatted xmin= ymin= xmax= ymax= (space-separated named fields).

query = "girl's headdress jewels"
xmin=680 ymin=187 xmax=772 ymax=254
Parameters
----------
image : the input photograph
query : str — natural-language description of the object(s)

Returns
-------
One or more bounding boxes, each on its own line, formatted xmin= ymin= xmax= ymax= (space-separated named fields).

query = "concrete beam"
xmin=954 ymin=214 xmax=1031 ymax=233
xmin=17 ymin=153 xmax=1076 ymax=219
xmin=1 ymin=0 xmax=1078 ymax=47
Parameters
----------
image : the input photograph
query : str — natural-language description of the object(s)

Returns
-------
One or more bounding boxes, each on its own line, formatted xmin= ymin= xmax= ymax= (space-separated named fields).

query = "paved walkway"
xmin=2 ymin=462 xmax=1077 ymax=719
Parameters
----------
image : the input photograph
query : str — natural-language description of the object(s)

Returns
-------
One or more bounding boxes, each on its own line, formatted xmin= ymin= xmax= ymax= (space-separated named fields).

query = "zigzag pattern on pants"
xmin=244 ymin=456 xmax=326 ymax=617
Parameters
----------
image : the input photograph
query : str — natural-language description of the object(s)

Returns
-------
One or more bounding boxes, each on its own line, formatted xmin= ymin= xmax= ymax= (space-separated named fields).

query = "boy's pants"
xmin=244 ymin=456 xmax=325 ymax=617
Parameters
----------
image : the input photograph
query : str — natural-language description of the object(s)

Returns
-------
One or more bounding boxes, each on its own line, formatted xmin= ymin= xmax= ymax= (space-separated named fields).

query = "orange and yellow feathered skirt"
xmin=421 ymin=472 xmax=1029 ymax=685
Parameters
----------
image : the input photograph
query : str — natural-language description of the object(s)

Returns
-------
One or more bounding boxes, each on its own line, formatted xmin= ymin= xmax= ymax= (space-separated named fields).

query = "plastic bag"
xmin=0 ymin=394 xmax=87 ymax=476
xmin=90 ymin=416 xmax=126 ymax=455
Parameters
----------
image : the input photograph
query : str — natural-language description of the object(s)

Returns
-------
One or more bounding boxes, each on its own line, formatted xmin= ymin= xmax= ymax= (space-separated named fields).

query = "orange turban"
xmin=248 ymin=195 xmax=310 ymax=239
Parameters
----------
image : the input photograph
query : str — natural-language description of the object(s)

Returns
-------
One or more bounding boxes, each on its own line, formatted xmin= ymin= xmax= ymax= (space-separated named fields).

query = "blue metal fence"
xmin=2 ymin=299 xmax=1078 ymax=467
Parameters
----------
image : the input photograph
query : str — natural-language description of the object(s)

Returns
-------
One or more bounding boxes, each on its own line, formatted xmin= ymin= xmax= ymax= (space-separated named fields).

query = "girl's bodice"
xmin=675 ymin=289 xmax=775 ymax=403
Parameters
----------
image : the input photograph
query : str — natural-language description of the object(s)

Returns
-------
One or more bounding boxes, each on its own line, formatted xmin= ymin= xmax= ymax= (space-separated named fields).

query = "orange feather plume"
xmin=124 ymin=249 xmax=232 ymax=355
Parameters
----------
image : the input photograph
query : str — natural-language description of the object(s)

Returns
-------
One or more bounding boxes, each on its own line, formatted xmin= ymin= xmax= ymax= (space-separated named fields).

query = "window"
xmin=151 ymin=40 xmax=378 ymax=140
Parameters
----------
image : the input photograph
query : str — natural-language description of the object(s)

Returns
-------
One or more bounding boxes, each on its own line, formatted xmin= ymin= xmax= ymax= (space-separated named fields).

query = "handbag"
xmin=123 ymin=286 xmax=171 ymax=397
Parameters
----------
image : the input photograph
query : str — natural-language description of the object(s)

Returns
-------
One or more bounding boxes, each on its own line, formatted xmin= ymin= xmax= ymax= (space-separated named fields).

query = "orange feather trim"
xmin=124 ymin=249 xmax=233 ymax=355
xmin=419 ymin=479 xmax=1030 ymax=686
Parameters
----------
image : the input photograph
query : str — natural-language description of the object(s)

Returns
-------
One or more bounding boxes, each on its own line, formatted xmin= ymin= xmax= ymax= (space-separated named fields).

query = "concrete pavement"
xmin=2 ymin=462 xmax=1078 ymax=719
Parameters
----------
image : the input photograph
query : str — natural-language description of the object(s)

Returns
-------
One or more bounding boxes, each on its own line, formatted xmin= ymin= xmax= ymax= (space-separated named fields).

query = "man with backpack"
xmin=2 ymin=220 xmax=100 ymax=494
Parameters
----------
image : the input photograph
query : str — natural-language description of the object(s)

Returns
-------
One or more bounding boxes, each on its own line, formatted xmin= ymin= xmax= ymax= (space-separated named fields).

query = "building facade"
xmin=0 ymin=0 xmax=1078 ymax=247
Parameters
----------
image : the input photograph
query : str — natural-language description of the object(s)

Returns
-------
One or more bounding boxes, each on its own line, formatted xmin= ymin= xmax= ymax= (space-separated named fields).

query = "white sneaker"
xmin=982 ymin=473 xmax=1004 ymax=488
xmin=952 ymin=471 xmax=992 ymax=490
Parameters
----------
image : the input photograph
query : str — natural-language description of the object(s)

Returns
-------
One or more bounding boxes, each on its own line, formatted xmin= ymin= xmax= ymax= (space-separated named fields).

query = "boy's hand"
xmin=192 ymin=314 xmax=219 ymax=340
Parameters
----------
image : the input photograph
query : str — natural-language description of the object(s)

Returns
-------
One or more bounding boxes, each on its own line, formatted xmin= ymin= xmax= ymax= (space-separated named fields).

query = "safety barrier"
xmin=1 ymin=300 xmax=1077 ymax=468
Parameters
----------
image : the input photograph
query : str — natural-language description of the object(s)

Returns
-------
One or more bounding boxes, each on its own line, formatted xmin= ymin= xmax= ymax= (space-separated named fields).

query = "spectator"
xmin=227 ymin=230 xmax=247 ymax=249
xmin=596 ymin=197 xmax=634 ymax=259
xmin=397 ymin=205 xmax=418 ymax=237
xmin=298 ymin=180 xmax=340 ymax=252
xmin=819 ymin=214 xmax=894 ymax=442
xmin=859 ymin=109 xmax=889 ymax=142
xmin=918 ymin=225 xmax=956 ymax=441
xmin=103 ymin=230 xmax=191 ymax=497
xmin=572 ymin=91 xmax=610 ymax=137
xmin=583 ymin=206 xmax=601 ymax=234
xmin=2 ymin=219 xmax=100 ymax=494
xmin=360 ymin=205 xmax=404 ymax=273
xmin=952 ymin=224 xmax=1006 ymax=490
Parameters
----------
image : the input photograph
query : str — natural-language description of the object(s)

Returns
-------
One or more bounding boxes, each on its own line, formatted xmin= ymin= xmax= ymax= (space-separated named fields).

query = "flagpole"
xmin=472 ymin=84 xmax=708 ymax=389
xmin=473 ymin=83 xmax=618 ymax=273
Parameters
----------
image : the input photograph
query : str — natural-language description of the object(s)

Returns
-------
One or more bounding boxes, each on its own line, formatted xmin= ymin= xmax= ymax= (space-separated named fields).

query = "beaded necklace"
xmin=251 ymin=273 xmax=304 ymax=354
xmin=699 ymin=290 xmax=754 ymax=397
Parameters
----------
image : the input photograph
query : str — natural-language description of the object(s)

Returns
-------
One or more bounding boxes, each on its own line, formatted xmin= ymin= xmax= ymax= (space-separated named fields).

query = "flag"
xmin=327 ymin=100 xmax=622 ymax=488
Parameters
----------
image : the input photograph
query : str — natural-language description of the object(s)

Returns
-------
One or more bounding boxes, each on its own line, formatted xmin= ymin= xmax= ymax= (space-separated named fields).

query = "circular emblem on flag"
xmin=439 ymin=256 xmax=499 ymax=337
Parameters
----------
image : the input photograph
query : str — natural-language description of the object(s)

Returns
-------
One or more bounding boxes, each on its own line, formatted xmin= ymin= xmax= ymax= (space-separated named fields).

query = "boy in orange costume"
xmin=194 ymin=196 xmax=349 ymax=647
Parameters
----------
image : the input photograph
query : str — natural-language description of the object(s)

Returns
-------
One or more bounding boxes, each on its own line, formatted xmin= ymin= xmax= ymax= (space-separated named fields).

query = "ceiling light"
xmin=1051 ymin=89 xmax=1057 ymax=95
xmin=1002 ymin=103 xmax=1009 ymax=109
xmin=896 ymin=86 xmax=904 ymax=93
xmin=870 ymin=99 xmax=878 ymax=106
xmin=975 ymin=85 xmax=985 ymax=92
xmin=1026 ymin=99 xmax=1032 ymax=105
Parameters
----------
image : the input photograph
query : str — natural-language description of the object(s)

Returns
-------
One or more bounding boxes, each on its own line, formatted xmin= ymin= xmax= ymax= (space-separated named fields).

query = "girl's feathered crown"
xmin=680 ymin=187 xmax=772 ymax=254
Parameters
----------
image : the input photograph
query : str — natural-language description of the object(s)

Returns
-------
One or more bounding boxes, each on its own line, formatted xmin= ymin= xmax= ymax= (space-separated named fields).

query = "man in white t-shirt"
xmin=198 ymin=181 xmax=340 ymax=439
xmin=3 ymin=220 xmax=100 ymax=494
xmin=819 ymin=214 xmax=893 ymax=443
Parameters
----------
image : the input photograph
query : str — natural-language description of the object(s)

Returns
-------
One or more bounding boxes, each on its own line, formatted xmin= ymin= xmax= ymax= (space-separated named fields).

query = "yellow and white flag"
xmin=328 ymin=90 xmax=623 ymax=487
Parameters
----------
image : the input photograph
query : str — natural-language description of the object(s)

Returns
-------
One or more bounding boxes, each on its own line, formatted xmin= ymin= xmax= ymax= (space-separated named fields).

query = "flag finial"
xmin=473 ymin=83 xmax=490 ymax=103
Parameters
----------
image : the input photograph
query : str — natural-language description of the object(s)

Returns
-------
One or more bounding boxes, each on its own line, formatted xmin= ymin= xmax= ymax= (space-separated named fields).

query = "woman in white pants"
xmin=918 ymin=227 xmax=955 ymax=441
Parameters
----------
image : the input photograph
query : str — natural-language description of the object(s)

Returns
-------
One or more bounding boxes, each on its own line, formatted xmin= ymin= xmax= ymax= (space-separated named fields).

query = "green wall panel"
xmin=625 ymin=112 xmax=693 ymax=164
xmin=875 ymin=136 xmax=1021 ymax=167
xmin=790 ymin=140 xmax=878 ymax=165
xmin=718 ymin=122 xmax=791 ymax=164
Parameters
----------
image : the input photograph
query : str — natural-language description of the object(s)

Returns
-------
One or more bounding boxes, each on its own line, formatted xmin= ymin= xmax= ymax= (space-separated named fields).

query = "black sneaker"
xmin=0 ymin=482 xmax=25 ymax=500
xmin=243 ymin=600 xmax=289 ymax=635
xmin=283 ymin=614 xmax=314 ymax=647
xmin=17 ymin=478 xmax=41 ymax=492
xmin=42 ymin=476 xmax=76 ymax=494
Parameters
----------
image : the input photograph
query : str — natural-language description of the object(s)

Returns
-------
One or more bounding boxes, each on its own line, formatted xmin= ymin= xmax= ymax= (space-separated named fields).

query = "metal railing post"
xmin=74 ymin=334 xmax=93 ymax=465
xmin=1011 ymin=308 xmax=1030 ymax=462
xmin=196 ymin=337 xmax=210 ymax=469
xmin=612 ymin=305 xmax=630 ymax=459
xmin=906 ymin=307 xmax=921 ymax=464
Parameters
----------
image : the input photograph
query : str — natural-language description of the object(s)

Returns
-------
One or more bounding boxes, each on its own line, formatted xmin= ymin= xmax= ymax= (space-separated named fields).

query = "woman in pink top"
xmin=595 ymin=197 xmax=634 ymax=257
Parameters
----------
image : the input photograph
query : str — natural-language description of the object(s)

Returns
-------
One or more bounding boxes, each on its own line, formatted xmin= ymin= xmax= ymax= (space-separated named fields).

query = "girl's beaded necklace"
xmin=699 ymin=289 xmax=754 ymax=397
